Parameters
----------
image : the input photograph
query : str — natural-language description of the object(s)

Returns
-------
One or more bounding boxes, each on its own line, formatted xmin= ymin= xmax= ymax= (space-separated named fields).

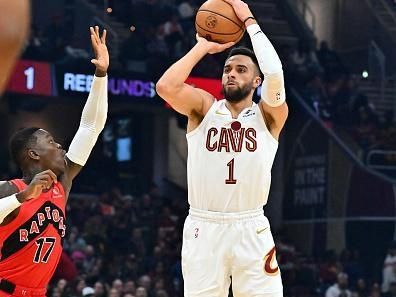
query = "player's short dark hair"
xmin=9 ymin=127 xmax=40 ymax=168
xmin=227 ymin=47 xmax=262 ymax=77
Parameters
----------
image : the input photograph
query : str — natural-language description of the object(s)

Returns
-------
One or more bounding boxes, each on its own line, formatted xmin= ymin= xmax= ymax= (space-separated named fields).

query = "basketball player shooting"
xmin=0 ymin=26 xmax=109 ymax=297
xmin=0 ymin=0 xmax=30 ymax=96
xmin=156 ymin=0 xmax=288 ymax=296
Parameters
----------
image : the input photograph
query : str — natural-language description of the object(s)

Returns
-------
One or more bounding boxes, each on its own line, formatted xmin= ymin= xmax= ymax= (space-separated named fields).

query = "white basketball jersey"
xmin=186 ymin=99 xmax=278 ymax=212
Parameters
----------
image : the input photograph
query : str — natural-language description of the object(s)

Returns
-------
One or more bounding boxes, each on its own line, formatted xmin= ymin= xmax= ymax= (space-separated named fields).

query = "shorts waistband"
xmin=0 ymin=278 xmax=46 ymax=296
xmin=189 ymin=207 xmax=264 ymax=222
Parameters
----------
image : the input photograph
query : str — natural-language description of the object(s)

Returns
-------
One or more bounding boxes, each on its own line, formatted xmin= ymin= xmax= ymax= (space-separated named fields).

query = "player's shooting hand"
xmin=17 ymin=170 xmax=58 ymax=202
xmin=222 ymin=0 xmax=255 ymax=25
xmin=90 ymin=26 xmax=109 ymax=76
xmin=196 ymin=34 xmax=234 ymax=55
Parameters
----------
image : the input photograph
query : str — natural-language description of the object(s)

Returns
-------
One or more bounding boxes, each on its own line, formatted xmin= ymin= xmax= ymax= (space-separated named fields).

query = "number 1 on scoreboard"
xmin=24 ymin=66 xmax=34 ymax=90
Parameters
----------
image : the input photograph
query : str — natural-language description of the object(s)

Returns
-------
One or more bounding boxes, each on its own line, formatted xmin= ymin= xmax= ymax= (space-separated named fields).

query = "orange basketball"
xmin=195 ymin=0 xmax=245 ymax=44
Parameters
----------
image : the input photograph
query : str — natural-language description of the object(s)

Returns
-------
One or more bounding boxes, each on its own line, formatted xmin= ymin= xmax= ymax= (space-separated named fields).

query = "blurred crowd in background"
xmin=40 ymin=183 xmax=396 ymax=297
xmin=23 ymin=0 xmax=396 ymax=159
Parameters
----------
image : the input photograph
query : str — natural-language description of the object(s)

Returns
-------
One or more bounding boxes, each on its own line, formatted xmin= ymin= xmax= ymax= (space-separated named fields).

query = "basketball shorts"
xmin=0 ymin=293 xmax=45 ymax=297
xmin=182 ymin=208 xmax=283 ymax=297
xmin=0 ymin=278 xmax=46 ymax=297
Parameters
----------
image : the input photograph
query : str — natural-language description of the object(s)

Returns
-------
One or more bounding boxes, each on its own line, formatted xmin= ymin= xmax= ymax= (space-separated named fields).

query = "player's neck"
xmin=21 ymin=167 xmax=45 ymax=184
xmin=225 ymin=97 xmax=254 ymax=119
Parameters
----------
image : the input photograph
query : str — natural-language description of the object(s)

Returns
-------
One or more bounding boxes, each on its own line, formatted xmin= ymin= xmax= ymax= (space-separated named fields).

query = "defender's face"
xmin=222 ymin=55 xmax=260 ymax=103
xmin=31 ymin=129 xmax=66 ymax=175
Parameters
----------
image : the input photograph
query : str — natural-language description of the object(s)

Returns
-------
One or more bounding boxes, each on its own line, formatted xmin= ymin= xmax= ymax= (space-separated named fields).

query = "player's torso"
xmin=0 ymin=179 xmax=66 ymax=288
xmin=187 ymin=100 xmax=278 ymax=212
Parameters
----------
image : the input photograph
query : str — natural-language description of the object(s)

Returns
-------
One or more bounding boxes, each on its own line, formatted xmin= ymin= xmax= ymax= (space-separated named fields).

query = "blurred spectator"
xmin=119 ymin=29 xmax=149 ymax=73
xmin=382 ymin=241 xmax=396 ymax=293
xmin=325 ymin=272 xmax=352 ymax=297
xmin=344 ymin=76 xmax=369 ymax=117
xmin=82 ymin=286 xmax=95 ymax=297
xmin=44 ymin=14 xmax=68 ymax=62
xmin=135 ymin=287 xmax=148 ymax=297
xmin=384 ymin=282 xmax=396 ymax=297
xmin=138 ymin=275 xmax=152 ymax=293
xmin=301 ymin=73 xmax=332 ymax=121
xmin=316 ymin=41 xmax=343 ymax=76
xmin=120 ymin=254 xmax=140 ymax=279
xmin=75 ymin=278 xmax=87 ymax=297
xmin=146 ymin=25 xmax=171 ymax=77
xmin=23 ymin=25 xmax=46 ymax=60
xmin=320 ymin=250 xmax=342 ymax=286
xmin=355 ymin=278 xmax=368 ymax=297
xmin=351 ymin=106 xmax=378 ymax=150
xmin=369 ymin=283 xmax=381 ymax=297
xmin=123 ymin=280 xmax=136 ymax=296
xmin=163 ymin=15 xmax=184 ymax=51
xmin=94 ymin=281 xmax=107 ymax=297
xmin=340 ymin=249 xmax=364 ymax=286
xmin=178 ymin=0 xmax=196 ymax=20
xmin=112 ymin=278 xmax=123 ymax=293
xmin=289 ymin=40 xmax=323 ymax=83
xmin=108 ymin=288 xmax=120 ymax=297
xmin=376 ymin=110 xmax=396 ymax=150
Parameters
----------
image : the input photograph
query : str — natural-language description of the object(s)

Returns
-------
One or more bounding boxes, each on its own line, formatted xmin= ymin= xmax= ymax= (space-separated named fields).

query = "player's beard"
xmin=222 ymin=81 xmax=253 ymax=103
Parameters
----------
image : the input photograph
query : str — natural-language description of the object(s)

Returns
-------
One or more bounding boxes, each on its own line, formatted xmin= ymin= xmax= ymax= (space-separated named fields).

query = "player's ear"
xmin=253 ymin=76 xmax=262 ymax=88
xmin=28 ymin=149 xmax=40 ymax=161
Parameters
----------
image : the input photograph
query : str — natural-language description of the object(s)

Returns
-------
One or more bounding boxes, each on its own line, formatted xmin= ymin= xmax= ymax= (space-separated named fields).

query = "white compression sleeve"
xmin=0 ymin=194 xmax=21 ymax=223
xmin=247 ymin=24 xmax=286 ymax=107
xmin=66 ymin=75 xmax=108 ymax=166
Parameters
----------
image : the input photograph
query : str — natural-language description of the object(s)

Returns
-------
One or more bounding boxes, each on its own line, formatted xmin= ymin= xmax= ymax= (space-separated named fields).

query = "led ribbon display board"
xmin=6 ymin=60 xmax=259 ymax=102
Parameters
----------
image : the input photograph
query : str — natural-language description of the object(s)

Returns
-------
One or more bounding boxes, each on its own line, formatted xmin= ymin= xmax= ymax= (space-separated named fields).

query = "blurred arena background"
xmin=1 ymin=0 xmax=396 ymax=296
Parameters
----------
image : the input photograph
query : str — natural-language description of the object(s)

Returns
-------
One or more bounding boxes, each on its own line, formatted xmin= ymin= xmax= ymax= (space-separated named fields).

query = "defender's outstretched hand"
xmin=90 ymin=26 xmax=109 ymax=75
xmin=196 ymin=34 xmax=234 ymax=55
xmin=222 ymin=0 xmax=255 ymax=24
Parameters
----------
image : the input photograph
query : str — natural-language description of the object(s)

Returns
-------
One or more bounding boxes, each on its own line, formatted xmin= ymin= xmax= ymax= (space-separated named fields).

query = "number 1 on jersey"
xmin=226 ymin=158 xmax=237 ymax=184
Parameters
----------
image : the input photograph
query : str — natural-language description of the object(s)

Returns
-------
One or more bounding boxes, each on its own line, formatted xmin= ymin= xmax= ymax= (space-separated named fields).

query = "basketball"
xmin=195 ymin=0 xmax=245 ymax=44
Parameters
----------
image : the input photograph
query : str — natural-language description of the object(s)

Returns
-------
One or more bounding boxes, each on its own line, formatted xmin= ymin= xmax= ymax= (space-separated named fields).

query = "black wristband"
xmin=243 ymin=16 xmax=256 ymax=24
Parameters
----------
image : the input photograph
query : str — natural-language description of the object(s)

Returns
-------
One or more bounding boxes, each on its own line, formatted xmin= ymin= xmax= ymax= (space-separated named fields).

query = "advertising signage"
xmin=62 ymin=72 xmax=156 ymax=99
xmin=5 ymin=59 xmax=259 ymax=102
xmin=5 ymin=60 xmax=159 ymax=101
xmin=6 ymin=60 xmax=54 ymax=96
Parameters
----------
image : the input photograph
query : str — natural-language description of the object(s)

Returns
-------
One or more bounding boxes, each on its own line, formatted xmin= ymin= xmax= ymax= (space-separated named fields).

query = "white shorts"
xmin=182 ymin=208 xmax=283 ymax=297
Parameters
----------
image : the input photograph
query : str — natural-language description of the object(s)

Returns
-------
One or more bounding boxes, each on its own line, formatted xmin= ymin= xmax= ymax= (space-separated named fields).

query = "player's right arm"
xmin=0 ymin=170 xmax=57 ymax=224
xmin=156 ymin=36 xmax=234 ymax=125
xmin=224 ymin=0 xmax=288 ymax=140
xmin=63 ymin=26 xmax=109 ymax=192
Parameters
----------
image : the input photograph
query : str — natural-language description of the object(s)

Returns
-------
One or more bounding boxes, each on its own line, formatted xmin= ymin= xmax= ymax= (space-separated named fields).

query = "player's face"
xmin=31 ymin=129 xmax=66 ymax=176
xmin=222 ymin=55 xmax=260 ymax=103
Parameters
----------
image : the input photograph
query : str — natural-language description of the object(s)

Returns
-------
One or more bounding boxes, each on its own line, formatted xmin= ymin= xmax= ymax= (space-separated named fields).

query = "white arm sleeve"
xmin=247 ymin=24 xmax=286 ymax=107
xmin=66 ymin=75 xmax=108 ymax=166
xmin=0 ymin=194 xmax=21 ymax=223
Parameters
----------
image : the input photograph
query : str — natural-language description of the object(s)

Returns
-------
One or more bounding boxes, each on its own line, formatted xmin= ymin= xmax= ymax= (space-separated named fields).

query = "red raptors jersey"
xmin=0 ymin=179 xmax=66 ymax=287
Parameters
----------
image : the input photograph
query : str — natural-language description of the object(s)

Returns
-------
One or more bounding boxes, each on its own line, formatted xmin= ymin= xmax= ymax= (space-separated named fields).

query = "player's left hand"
xmin=90 ymin=26 xmax=109 ymax=75
xmin=222 ymin=0 xmax=254 ymax=24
